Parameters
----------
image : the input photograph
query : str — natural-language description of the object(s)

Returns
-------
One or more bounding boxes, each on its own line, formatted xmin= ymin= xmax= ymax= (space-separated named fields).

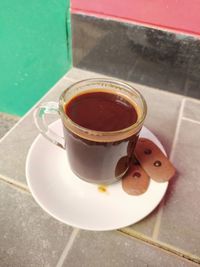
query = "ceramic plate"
xmin=26 ymin=120 xmax=168 ymax=231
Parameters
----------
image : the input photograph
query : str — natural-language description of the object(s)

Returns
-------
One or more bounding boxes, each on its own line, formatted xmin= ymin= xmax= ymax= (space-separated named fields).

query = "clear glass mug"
xmin=34 ymin=79 xmax=147 ymax=185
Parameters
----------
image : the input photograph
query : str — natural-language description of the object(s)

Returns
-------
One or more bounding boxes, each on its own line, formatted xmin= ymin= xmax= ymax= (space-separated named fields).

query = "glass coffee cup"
xmin=34 ymin=79 xmax=147 ymax=185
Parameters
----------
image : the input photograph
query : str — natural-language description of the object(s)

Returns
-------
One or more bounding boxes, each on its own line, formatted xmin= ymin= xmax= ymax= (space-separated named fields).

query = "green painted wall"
xmin=0 ymin=0 xmax=71 ymax=116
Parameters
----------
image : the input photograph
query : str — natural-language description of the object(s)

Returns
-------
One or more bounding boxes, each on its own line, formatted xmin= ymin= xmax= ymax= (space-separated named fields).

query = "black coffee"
xmin=63 ymin=91 xmax=140 ymax=184
xmin=65 ymin=91 xmax=138 ymax=131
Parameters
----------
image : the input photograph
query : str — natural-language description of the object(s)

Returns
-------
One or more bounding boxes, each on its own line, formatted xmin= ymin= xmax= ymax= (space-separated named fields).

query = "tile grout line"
xmin=119 ymin=228 xmax=200 ymax=264
xmin=182 ymin=116 xmax=200 ymax=125
xmin=151 ymin=199 xmax=165 ymax=240
xmin=0 ymin=174 xmax=30 ymax=194
xmin=169 ymin=98 xmax=186 ymax=161
xmin=55 ymin=228 xmax=79 ymax=267
xmin=152 ymin=98 xmax=186 ymax=240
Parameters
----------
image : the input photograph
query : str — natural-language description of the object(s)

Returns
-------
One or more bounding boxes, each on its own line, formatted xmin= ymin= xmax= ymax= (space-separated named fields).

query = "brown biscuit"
xmin=122 ymin=161 xmax=150 ymax=195
xmin=135 ymin=138 xmax=175 ymax=182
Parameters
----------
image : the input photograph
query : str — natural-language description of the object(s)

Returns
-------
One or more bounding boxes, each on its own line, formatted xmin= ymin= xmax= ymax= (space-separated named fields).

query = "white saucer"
xmin=26 ymin=120 xmax=168 ymax=231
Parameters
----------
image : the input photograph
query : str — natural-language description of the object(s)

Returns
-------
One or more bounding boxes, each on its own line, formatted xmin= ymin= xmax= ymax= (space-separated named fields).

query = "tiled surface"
xmin=72 ymin=14 xmax=200 ymax=99
xmin=183 ymin=99 xmax=200 ymax=121
xmin=158 ymin=120 xmax=200 ymax=256
xmin=0 ymin=113 xmax=19 ymax=139
xmin=1 ymin=68 xmax=200 ymax=265
xmin=0 ymin=78 xmax=73 ymax=184
xmin=63 ymin=231 xmax=198 ymax=267
xmin=0 ymin=181 xmax=72 ymax=267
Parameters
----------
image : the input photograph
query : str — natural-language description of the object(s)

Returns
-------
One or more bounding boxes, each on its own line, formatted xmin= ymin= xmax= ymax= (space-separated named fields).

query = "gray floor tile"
xmin=0 ymin=78 xmax=73 ymax=184
xmin=158 ymin=120 xmax=200 ymax=256
xmin=63 ymin=231 xmax=198 ymax=267
xmin=126 ymin=83 xmax=182 ymax=236
xmin=135 ymin=84 xmax=182 ymax=155
xmin=126 ymin=206 xmax=159 ymax=237
xmin=0 ymin=181 xmax=72 ymax=267
xmin=0 ymin=113 xmax=20 ymax=139
xmin=125 ymin=85 xmax=182 ymax=235
xmin=183 ymin=99 xmax=200 ymax=121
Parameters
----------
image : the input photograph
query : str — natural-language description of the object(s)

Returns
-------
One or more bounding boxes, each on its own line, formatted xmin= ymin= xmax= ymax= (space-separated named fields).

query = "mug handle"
xmin=34 ymin=101 xmax=65 ymax=149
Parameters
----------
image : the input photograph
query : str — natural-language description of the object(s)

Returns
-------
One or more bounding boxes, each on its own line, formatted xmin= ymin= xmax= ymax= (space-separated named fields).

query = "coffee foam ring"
xmin=135 ymin=138 xmax=176 ymax=182
xmin=62 ymin=89 xmax=144 ymax=143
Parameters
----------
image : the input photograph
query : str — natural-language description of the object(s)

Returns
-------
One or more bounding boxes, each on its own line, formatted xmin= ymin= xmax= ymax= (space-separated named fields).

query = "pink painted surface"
xmin=72 ymin=0 xmax=200 ymax=36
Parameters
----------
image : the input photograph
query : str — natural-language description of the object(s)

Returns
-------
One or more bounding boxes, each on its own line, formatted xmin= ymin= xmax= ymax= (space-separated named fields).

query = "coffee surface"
xmin=65 ymin=91 xmax=138 ymax=131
